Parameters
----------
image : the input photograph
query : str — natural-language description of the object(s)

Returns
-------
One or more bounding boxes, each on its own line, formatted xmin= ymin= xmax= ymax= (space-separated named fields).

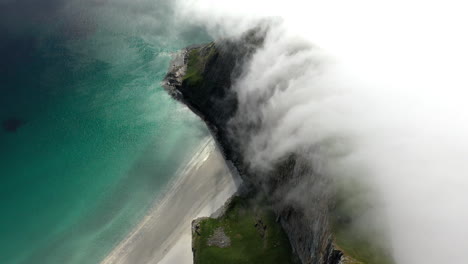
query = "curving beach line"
xmin=100 ymin=137 xmax=240 ymax=264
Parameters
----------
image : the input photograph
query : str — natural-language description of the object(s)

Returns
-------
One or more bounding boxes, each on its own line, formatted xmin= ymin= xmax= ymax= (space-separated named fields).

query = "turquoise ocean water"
xmin=0 ymin=1 xmax=211 ymax=263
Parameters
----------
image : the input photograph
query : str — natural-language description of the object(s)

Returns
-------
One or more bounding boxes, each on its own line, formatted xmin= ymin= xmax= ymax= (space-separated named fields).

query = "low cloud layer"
xmin=176 ymin=1 xmax=468 ymax=263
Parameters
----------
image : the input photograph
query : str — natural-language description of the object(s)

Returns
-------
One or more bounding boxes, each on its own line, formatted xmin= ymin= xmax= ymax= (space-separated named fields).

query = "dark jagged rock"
xmin=164 ymin=30 xmax=343 ymax=264
xmin=164 ymin=32 xmax=260 ymax=170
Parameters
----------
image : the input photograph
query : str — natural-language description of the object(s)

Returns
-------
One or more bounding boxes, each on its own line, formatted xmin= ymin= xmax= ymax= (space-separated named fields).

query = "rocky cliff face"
xmin=164 ymin=31 xmax=343 ymax=264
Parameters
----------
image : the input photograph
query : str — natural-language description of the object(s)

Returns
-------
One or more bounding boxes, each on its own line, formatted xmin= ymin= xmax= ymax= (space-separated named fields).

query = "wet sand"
xmin=100 ymin=138 xmax=240 ymax=264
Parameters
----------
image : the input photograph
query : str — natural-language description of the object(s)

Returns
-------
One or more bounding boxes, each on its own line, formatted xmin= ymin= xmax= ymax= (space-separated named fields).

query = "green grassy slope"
xmin=192 ymin=196 xmax=298 ymax=264
xmin=183 ymin=43 xmax=217 ymax=87
xmin=331 ymin=179 xmax=395 ymax=264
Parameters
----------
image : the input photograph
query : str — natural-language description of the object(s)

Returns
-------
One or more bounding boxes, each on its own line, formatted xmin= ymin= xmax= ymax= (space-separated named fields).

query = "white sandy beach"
xmin=100 ymin=137 xmax=240 ymax=264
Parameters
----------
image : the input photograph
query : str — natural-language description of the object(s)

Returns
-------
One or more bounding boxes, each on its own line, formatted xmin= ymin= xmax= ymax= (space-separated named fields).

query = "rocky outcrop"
xmin=164 ymin=31 xmax=343 ymax=264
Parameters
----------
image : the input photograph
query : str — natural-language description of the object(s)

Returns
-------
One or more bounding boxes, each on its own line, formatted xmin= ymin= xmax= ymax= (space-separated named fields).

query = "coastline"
xmin=163 ymin=39 xmax=344 ymax=264
xmin=100 ymin=137 xmax=241 ymax=264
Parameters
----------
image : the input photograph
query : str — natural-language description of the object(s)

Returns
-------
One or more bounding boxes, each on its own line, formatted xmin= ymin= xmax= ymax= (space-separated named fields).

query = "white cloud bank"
xmin=175 ymin=1 xmax=468 ymax=263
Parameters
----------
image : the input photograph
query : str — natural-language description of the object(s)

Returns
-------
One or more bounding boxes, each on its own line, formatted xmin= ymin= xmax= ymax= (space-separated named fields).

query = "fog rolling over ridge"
xmin=2 ymin=0 xmax=466 ymax=263
xmin=176 ymin=0 xmax=468 ymax=263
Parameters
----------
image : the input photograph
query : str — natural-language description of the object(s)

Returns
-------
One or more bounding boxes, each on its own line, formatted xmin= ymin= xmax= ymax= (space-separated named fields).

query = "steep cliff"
xmin=164 ymin=32 xmax=343 ymax=264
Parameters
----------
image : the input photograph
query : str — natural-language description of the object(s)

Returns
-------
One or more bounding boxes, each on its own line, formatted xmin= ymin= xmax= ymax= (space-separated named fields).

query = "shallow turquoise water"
xmin=0 ymin=1 xmax=211 ymax=263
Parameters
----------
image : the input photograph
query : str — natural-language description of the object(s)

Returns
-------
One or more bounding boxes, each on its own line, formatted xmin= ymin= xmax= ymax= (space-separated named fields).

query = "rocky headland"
xmin=164 ymin=30 xmax=392 ymax=264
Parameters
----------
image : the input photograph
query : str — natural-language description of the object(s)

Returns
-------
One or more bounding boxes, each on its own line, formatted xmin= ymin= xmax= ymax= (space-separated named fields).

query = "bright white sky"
xmin=180 ymin=0 xmax=468 ymax=93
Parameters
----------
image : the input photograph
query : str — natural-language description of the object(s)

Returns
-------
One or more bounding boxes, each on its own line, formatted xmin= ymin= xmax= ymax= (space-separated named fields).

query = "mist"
xmin=175 ymin=0 xmax=468 ymax=263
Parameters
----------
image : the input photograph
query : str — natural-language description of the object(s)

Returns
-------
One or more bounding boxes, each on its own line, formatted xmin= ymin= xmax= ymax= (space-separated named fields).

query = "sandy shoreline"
xmin=100 ymin=137 xmax=240 ymax=264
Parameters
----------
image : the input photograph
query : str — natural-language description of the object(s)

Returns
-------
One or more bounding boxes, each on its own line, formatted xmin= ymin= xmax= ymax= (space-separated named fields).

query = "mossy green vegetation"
xmin=192 ymin=196 xmax=298 ymax=264
xmin=183 ymin=43 xmax=217 ymax=87
xmin=331 ymin=178 xmax=395 ymax=264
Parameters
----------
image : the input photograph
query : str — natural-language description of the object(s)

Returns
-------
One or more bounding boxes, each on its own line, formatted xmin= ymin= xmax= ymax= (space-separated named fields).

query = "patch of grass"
xmin=193 ymin=196 xmax=297 ymax=264
xmin=183 ymin=43 xmax=217 ymax=87
xmin=331 ymin=178 xmax=395 ymax=264
xmin=333 ymin=229 xmax=392 ymax=264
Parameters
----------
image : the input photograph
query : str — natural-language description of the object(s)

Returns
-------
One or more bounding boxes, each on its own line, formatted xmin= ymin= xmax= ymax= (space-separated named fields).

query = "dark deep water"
xmin=0 ymin=0 xmax=212 ymax=263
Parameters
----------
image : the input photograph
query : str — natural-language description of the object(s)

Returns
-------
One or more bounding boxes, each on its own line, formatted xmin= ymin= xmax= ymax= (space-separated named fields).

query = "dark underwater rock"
xmin=2 ymin=118 xmax=24 ymax=132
